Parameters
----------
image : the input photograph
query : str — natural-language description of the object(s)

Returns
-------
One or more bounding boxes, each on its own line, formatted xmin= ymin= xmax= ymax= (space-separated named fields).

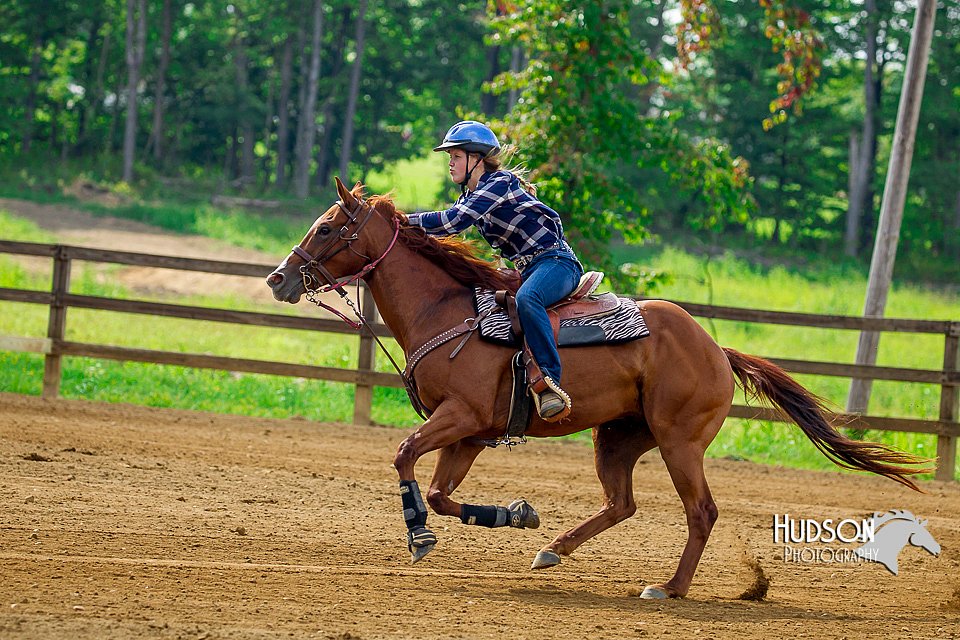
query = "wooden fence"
xmin=1 ymin=240 xmax=957 ymax=481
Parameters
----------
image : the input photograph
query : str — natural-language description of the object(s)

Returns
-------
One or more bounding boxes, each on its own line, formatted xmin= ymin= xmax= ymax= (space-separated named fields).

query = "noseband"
xmin=288 ymin=197 xmax=400 ymax=328
xmin=292 ymin=198 xmax=399 ymax=296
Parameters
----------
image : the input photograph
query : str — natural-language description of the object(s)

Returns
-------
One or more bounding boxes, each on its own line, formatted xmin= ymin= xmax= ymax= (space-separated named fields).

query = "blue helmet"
xmin=433 ymin=120 xmax=501 ymax=157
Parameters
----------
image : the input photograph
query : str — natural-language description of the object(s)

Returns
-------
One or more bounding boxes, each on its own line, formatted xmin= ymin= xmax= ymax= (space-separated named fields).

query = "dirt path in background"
xmin=0 ymin=197 xmax=357 ymax=315
xmin=1 ymin=393 xmax=958 ymax=640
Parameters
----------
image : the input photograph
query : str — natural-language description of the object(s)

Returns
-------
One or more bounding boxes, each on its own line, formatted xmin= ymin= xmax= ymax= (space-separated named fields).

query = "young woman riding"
xmin=406 ymin=120 xmax=584 ymax=421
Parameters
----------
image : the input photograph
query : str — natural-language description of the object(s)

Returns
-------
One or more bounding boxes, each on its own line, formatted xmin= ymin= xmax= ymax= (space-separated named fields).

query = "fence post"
xmin=42 ymin=246 xmax=71 ymax=399
xmin=353 ymin=285 xmax=377 ymax=426
xmin=936 ymin=328 xmax=959 ymax=481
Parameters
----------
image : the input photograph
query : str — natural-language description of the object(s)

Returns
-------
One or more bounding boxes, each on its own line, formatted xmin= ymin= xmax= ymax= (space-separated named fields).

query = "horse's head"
xmin=908 ymin=518 xmax=941 ymax=557
xmin=266 ymin=177 xmax=397 ymax=304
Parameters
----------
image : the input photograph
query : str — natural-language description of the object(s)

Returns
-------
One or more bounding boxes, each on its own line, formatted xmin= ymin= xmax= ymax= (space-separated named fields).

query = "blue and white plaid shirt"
xmin=406 ymin=170 xmax=574 ymax=263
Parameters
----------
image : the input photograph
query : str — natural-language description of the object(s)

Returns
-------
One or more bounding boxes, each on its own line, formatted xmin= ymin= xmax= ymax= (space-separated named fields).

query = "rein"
xmin=290 ymin=197 xmax=417 ymax=414
xmin=289 ymin=197 xmax=493 ymax=422
xmin=292 ymin=198 xmax=401 ymax=330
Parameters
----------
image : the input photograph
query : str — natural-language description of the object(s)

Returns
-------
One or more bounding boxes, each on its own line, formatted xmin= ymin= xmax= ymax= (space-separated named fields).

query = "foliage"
xmin=0 ymin=0 xmax=957 ymax=283
xmin=484 ymin=0 xmax=753 ymax=284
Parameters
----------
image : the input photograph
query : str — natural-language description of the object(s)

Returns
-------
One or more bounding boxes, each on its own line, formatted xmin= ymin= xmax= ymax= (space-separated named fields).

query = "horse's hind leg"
xmin=426 ymin=440 xmax=541 ymax=530
xmin=532 ymin=419 xmax=656 ymax=569
xmin=639 ymin=434 xmax=720 ymax=599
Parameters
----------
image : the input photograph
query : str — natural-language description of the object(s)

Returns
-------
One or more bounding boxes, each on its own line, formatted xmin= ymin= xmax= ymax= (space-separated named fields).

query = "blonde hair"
xmin=481 ymin=144 xmax=537 ymax=196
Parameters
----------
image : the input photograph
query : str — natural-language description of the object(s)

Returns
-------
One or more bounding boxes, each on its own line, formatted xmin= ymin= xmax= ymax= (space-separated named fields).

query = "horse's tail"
xmin=722 ymin=347 xmax=933 ymax=492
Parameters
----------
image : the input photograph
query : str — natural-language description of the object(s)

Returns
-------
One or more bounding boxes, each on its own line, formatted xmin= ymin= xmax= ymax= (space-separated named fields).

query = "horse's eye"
xmin=317 ymin=225 xmax=332 ymax=237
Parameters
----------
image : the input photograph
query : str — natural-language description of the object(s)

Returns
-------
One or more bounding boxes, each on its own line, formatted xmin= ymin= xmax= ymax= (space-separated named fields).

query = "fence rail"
xmin=1 ymin=240 xmax=957 ymax=481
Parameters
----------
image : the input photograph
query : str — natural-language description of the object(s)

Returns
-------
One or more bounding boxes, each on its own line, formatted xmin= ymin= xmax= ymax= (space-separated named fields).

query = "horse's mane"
xmin=368 ymin=194 xmax=515 ymax=291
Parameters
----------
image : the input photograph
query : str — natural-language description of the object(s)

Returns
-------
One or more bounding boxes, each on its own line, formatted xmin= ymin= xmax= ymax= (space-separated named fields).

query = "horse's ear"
xmin=921 ymin=519 xmax=928 ymax=527
xmin=352 ymin=181 xmax=363 ymax=195
xmin=334 ymin=176 xmax=354 ymax=204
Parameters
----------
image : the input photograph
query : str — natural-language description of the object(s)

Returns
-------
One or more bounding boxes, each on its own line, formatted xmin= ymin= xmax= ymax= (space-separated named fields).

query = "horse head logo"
xmin=854 ymin=510 xmax=940 ymax=575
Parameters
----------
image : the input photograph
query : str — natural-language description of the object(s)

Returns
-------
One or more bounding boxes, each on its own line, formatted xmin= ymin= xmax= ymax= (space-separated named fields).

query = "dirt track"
xmin=1 ymin=393 xmax=958 ymax=640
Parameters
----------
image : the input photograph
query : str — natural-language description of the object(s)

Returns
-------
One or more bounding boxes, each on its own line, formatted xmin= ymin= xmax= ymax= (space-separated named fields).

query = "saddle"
xmin=495 ymin=269 xmax=615 ymax=328
xmin=495 ymin=271 xmax=612 ymax=405
xmin=479 ymin=270 xmax=650 ymax=443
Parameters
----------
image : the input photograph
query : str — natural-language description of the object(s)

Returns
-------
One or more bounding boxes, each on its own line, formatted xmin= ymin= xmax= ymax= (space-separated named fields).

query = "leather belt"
xmin=512 ymin=241 xmax=568 ymax=271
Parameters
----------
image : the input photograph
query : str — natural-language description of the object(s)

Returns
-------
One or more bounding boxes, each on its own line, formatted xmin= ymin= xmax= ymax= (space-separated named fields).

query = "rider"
xmin=406 ymin=120 xmax=584 ymax=421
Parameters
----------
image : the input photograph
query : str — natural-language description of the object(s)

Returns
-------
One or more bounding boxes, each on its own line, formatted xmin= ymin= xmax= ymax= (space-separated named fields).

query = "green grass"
xmin=1 ymin=181 xmax=958 ymax=480
xmin=365 ymin=155 xmax=449 ymax=211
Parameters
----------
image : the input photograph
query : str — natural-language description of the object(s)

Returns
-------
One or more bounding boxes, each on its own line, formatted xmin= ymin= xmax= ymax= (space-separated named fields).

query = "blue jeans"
xmin=516 ymin=251 xmax=583 ymax=385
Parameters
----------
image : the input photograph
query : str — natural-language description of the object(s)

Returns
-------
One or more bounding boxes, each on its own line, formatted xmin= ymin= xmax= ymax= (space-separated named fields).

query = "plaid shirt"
xmin=406 ymin=170 xmax=573 ymax=262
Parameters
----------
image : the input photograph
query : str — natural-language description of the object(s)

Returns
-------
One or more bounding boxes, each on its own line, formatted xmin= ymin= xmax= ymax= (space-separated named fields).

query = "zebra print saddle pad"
xmin=474 ymin=288 xmax=650 ymax=348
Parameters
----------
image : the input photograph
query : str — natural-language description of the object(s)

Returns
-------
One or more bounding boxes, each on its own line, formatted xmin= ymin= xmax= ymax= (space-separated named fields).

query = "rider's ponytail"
xmin=483 ymin=144 xmax=537 ymax=196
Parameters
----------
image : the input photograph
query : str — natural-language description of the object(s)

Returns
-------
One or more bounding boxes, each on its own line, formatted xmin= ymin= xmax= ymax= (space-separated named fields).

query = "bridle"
xmin=282 ymin=194 xmax=495 ymax=425
xmin=282 ymin=194 xmax=430 ymax=416
xmin=289 ymin=196 xmax=400 ymax=330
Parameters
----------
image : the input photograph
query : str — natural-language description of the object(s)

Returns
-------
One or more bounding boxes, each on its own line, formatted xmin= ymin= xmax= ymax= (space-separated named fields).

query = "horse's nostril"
xmin=267 ymin=272 xmax=284 ymax=287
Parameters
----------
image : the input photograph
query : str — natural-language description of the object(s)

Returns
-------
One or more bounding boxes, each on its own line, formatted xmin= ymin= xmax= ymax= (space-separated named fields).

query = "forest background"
xmin=1 ymin=0 xmax=958 ymax=281
xmin=0 ymin=0 xmax=958 ymax=473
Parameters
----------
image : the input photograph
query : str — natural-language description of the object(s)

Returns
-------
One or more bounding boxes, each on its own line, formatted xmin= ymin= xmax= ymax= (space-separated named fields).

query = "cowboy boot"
xmin=531 ymin=376 xmax=572 ymax=422
xmin=536 ymin=389 xmax=567 ymax=420
xmin=523 ymin=341 xmax=572 ymax=422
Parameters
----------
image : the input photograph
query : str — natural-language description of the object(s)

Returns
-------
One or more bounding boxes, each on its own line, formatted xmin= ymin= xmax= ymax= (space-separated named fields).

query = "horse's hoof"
xmin=639 ymin=585 xmax=669 ymax=599
xmin=507 ymin=499 xmax=540 ymax=529
xmin=410 ymin=543 xmax=435 ymax=564
xmin=531 ymin=550 xmax=561 ymax=570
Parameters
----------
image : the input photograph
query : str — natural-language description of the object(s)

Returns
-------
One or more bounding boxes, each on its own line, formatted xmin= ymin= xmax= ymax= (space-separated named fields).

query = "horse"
xmin=854 ymin=510 xmax=940 ymax=575
xmin=266 ymin=177 xmax=930 ymax=599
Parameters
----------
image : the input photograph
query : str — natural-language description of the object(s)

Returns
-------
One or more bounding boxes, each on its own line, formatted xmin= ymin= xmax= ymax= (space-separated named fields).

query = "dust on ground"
xmin=1 ymin=393 xmax=958 ymax=640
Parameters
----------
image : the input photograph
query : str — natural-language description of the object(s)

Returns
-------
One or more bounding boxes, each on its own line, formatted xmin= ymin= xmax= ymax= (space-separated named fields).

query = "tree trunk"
xmin=480 ymin=41 xmax=501 ymax=116
xmin=860 ymin=57 xmax=886 ymax=250
xmin=315 ymin=7 xmax=350 ymax=189
xmin=122 ymin=0 xmax=147 ymax=183
xmin=76 ymin=10 xmax=105 ymax=153
xmin=108 ymin=81 xmax=124 ymax=152
xmin=844 ymin=129 xmax=862 ymax=256
xmin=338 ymin=0 xmax=368 ymax=182
xmin=22 ymin=38 xmax=43 ymax=153
xmin=275 ymin=34 xmax=294 ymax=188
xmin=148 ymin=0 xmax=173 ymax=163
xmin=260 ymin=69 xmax=275 ymax=189
xmin=847 ymin=0 xmax=937 ymax=415
xmin=845 ymin=0 xmax=880 ymax=258
xmin=951 ymin=190 xmax=960 ymax=262
xmin=235 ymin=39 xmax=256 ymax=185
xmin=293 ymin=0 xmax=324 ymax=199
xmin=82 ymin=28 xmax=112 ymax=152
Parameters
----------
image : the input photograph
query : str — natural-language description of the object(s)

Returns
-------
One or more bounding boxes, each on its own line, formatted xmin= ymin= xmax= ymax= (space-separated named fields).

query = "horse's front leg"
xmin=426 ymin=440 xmax=541 ymax=531
xmin=393 ymin=400 xmax=480 ymax=562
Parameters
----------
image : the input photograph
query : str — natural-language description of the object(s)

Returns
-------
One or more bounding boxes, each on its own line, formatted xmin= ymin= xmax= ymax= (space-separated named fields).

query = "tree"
xmin=123 ymin=0 xmax=146 ymax=182
xmin=338 ymin=0 xmax=368 ymax=181
xmin=146 ymin=0 xmax=173 ymax=163
xmin=487 ymin=0 xmax=753 ymax=282
xmin=845 ymin=0 xmax=881 ymax=257
xmin=847 ymin=0 xmax=937 ymax=415
xmin=293 ymin=0 xmax=324 ymax=198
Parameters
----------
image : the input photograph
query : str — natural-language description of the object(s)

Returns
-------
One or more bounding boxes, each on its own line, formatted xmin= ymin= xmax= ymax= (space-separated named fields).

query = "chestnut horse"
xmin=266 ymin=178 xmax=928 ymax=599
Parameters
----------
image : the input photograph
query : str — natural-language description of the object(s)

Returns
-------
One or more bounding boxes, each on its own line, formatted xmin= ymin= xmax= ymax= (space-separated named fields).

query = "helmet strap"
xmin=460 ymin=152 xmax=484 ymax=194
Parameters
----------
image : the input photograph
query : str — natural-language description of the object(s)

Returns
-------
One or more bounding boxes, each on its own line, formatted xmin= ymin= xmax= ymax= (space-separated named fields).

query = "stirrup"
xmin=531 ymin=377 xmax=572 ymax=422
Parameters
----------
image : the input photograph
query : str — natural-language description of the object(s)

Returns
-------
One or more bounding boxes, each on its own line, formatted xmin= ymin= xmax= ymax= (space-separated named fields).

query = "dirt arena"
xmin=0 ymin=393 xmax=957 ymax=640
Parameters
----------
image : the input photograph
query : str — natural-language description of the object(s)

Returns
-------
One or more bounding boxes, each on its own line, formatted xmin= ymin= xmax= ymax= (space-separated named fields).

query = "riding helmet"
xmin=433 ymin=121 xmax=501 ymax=157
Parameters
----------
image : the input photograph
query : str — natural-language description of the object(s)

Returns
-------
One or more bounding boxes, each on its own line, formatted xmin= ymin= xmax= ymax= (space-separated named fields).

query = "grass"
xmin=365 ymin=155 xmax=449 ymax=212
xmin=1 ymin=173 xmax=958 ymax=480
